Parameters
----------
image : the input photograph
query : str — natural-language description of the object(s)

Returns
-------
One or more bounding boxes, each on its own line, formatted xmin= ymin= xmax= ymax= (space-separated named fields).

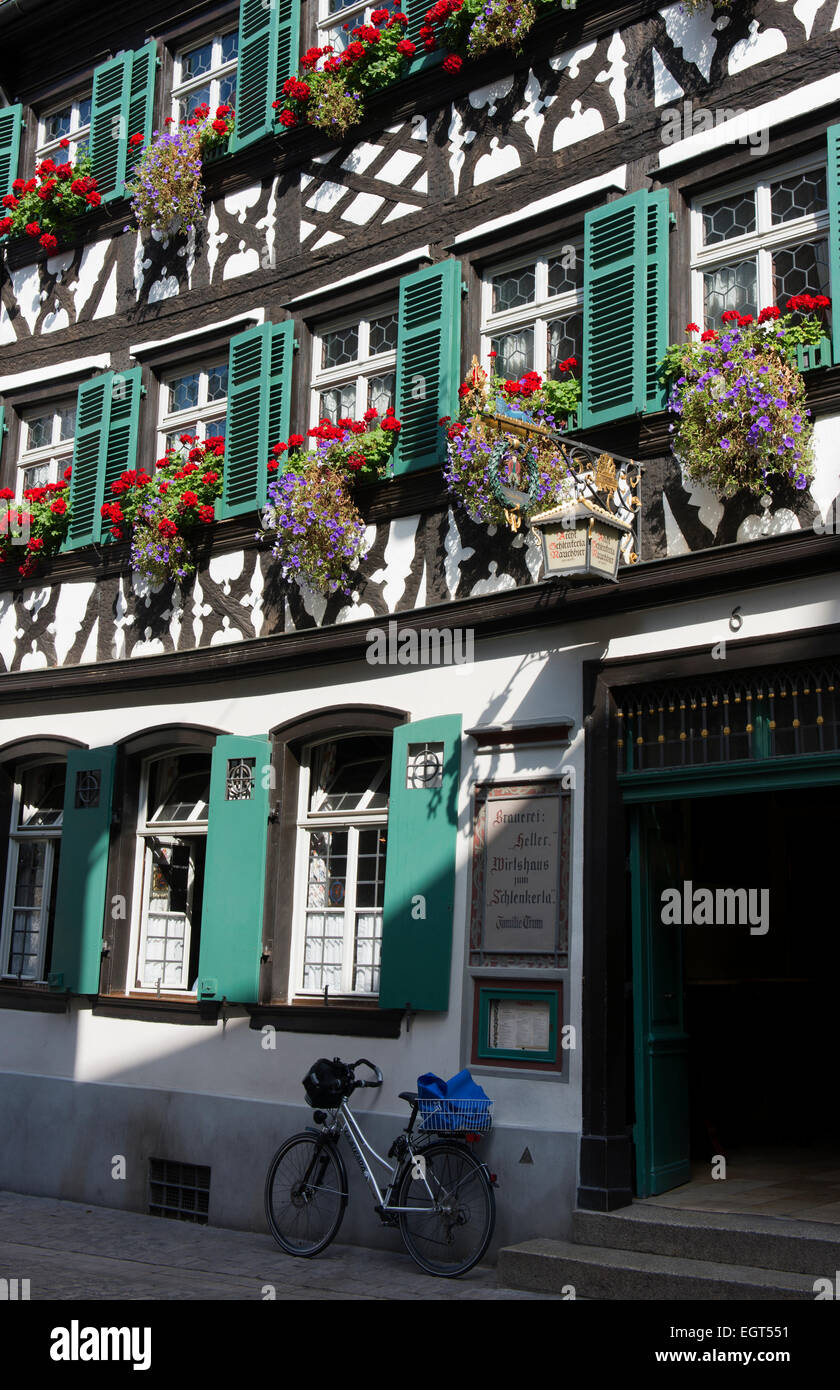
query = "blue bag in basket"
xmin=416 ymin=1069 xmax=491 ymax=1132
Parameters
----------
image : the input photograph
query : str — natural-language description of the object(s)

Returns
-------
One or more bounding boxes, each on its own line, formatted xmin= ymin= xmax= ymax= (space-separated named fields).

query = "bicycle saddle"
xmin=399 ymin=1091 xmax=419 ymax=1104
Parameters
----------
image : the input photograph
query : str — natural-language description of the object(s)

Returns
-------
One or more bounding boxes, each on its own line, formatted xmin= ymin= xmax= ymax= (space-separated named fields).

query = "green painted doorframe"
xmin=623 ymin=751 xmax=840 ymax=1197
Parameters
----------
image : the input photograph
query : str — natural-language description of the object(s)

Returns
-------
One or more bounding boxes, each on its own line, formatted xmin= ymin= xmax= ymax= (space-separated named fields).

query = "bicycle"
xmin=264 ymin=1057 xmax=496 ymax=1277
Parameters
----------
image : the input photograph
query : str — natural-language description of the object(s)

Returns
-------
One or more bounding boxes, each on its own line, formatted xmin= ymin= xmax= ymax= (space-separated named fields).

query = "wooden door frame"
xmin=577 ymin=622 xmax=840 ymax=1213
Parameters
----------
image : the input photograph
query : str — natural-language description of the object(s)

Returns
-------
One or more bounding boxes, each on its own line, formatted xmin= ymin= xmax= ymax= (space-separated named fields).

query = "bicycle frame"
xmin=327 ymin=1099 xmax=446 ymax=1215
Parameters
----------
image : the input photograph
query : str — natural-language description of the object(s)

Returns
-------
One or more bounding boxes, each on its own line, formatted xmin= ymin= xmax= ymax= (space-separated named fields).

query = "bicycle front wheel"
xmin=265 ymin=1134 xmax=347 ymax=1257
xmin=397 ymin=1141 xmax=495 ymax=1277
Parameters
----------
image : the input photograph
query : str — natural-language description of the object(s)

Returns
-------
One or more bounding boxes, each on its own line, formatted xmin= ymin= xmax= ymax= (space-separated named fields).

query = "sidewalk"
xmin=0 ymin=1190 xmax=560 ymax=1300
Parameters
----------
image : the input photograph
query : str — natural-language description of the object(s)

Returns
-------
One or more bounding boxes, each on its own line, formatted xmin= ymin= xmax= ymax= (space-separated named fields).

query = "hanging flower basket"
xmin=0 ymin=145 xmax=101 ymax=255
xmin=442 ymin=355 xmax=581 ymax=528
xmin=0 ymin=467 xmax=73 ymax=581
xmin=126 ymin=105 xmax=235 ymax=237
xmin=260 ymin=407 xmax=402 ymax=594
xmin=662 ymin=297 xmax=829 ymax=497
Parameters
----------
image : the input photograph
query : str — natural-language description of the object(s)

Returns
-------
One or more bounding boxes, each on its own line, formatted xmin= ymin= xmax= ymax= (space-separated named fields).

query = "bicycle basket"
xmin=416 ymin=1097 xmax=493 ymax=1135
xmin=302 ymin=1058 xmax=352 ymax=1108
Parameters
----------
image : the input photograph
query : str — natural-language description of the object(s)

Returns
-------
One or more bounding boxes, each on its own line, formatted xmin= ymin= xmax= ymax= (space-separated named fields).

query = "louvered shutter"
xmin=581 ymin=190 xmax=671 ymax=428
xmin=379 ymin=716 xmax=461 ymax=1011
xmin=232 ymin=0 xmax=300 ymax=153
xmin=197 ymin=736 xmax=271 ymax=1002
xmin=90 ymin=54 xmax=132 ymax=202
xmin=125 ymin=42 xmax=158 ymax=168
xmin=828 ymin=124 xmax=840 ymax=365
xmin=0 ymin=104 xmax=23 ymax=198
xmin=49 ymin=746 xmax=116 ymax=994
xmin=65 ymin=375 xmax=111 ymax=549
xmin=404 ymin=2 xmax=442 ymax=76
xmin=222 ymin=321 xmax=294 ymax=518
xmin=393 ymin=260 xmax=462 ymax=476
xmin=102 ymin=367 xmax=143 ymax=501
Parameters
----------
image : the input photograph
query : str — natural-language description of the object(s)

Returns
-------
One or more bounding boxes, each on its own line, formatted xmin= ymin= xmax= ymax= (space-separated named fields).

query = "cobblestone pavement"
xmin=0 ymin=1191 xmax=560 ymax=1301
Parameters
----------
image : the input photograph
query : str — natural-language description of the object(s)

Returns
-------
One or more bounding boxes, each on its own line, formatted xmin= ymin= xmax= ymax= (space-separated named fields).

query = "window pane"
xmin=19 ymin=764 xmax=65 ymax=828
xmin=142 ymin=843 xmax=191 ymax=988
xmin=26 ymin=413 xmax=52 ymax=451
xmin=221 ymin=30 xmax=239 ymax=63
xmin=219 ymin=73 xmax=237 ymax=108
xmin=309 ymin=739 xmax=390 ymax=814
xmin=322 ymin=324 xmax=359 ymax=369
xmin=13 ymin=839 xmax=46 ymax=909
xmin=367 ymin=373 xmax=395 ymax=418
xmin=702 ymin=193 xmax=756 ymax=245
xmin=319 ymin=384 xmax=357 ymax=424
xmin=771 ymin=170 xmax=827 ymax=225
xmin=703 ymin=258 xmax=757 ymax=324
xmin=772 ymin=238 xmax=831 ymax=306
xmin=491 ymin=326 xmax=535 ymax=380
xmin=548 ymin=313 xmax=582 ymax=375
xmin=492 ymin=265 xmax=536 ymax=312
xmin=185 ymin=86 xmax=212 ymax=118
xmin=77 ymin=98 xmax=92 ymax=130
xmin=23 ymin=463 xmax=50 ymax=492
xmin=44 ymin=107 xmax=72 ymax=142
xmin=547 ymin=251 xmax=582 ymax=297
xmin=58 ymin=405 xmax=76 ymax=441
xmin=206 ymin=364 xmax=228 ymax=403
xmin=181 ymin=42 xmax=213 ymax=80
xmin=148 ymin=753 xmax=210 ymax=824
xmin=169 ymin=373 xmax=201 ymax=414
xmin=369 ymin=313 xmax=398 ymax=355
xmin=205 ymin=416 xmax=226 ymax=444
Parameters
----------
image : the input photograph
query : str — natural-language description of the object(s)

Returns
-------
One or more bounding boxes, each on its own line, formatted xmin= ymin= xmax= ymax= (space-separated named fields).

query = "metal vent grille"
xmin=616 ymin=662 xmax=840 ymax=773
xmin=149 ymin=1158 xmax=210 ymax=1224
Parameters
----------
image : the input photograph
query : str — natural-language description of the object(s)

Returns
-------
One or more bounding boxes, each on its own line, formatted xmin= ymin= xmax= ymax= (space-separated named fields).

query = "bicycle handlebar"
xmin=350 ymin=1058 xmax=382 ymax=1089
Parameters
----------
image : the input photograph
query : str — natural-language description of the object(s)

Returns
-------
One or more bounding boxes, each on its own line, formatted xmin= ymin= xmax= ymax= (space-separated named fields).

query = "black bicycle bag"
xmin=302 ymin=1057 xmax=352 ymax=1108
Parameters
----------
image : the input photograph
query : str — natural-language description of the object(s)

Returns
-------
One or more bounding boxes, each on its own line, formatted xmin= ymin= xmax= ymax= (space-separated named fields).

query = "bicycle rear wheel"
xmin=396 ymin=1141 xmax=495 ymax=1277
xmin=265 ymin=1133 xmax=347 ymax=1256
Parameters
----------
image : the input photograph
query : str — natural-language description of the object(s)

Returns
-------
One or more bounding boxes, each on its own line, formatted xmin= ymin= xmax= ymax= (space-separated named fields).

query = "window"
xmin=128 ymin=751 xmax=210 ymax=993
xmin=317 ymin=0 xmax=376 ymax=52
xmin=17 ymin=402 xmax=76 ymax=497
xmin=310 ymin=308 xmax=397 ymax=427
xmin=172 ymin=29 xmax=238 ymax=122
xmin=692 ymin=159 xmax=831 ymax=329
xmin=36 ymin=95 xmax=92 ymax=161
xmin=0 ymin=762 xmax=65 ymax=981
xmin=481 ymin=243 xmax=583 ymax=382
xmin=158 ymin=361 xmax=228 ymax=454
xmin=292 ymin=735 xmax=390 ymax=997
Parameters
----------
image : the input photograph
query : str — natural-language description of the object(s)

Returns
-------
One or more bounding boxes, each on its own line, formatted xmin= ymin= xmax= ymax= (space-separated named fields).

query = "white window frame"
xmin=158 ymin=361 xmax=229 ymax=456
xmin=309 ymin=306 xmax=398 ymax=429
xmin=171 ymin=27 xmax=239 ymax=123
xmin=480 ymin=241 xmax=583 ymax=379
xmin=290 ymin=736 xmax=389 ymax=1000
xmin=36 ymin=94 xmax=91 ymax=162
xmin=17 ymin=401 xmax=76 ymax=500
xmin=317 ymin=1 xmax=376 ymax=52
xmin=127 ymin=752 xmax=210 ymax=996
xmin=690 ymin=154 xmax=831 ymax=330
xmin=0 ymin=760 xmax=64 ymax=983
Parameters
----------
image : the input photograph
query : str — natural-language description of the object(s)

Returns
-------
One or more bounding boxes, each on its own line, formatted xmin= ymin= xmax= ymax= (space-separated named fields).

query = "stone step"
xmin=573 ymin=1204 xmax=840 ymax=1278
xmin=497 ymin=1238 xmax=821 ymax=1300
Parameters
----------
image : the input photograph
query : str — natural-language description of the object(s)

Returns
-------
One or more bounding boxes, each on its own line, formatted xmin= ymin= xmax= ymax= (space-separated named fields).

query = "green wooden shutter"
xmin=828 ymin=123 xmax=840 ymax=365
xmin=197 ymin=736 xmax=271 ymax=1001
xmin=645 ymin=189 xmax=671 ymax=413
xmin=90 ymin=53 xmax=132 ymax=202
xmin=232 ymin=0 xmax=300 ymax=153
xmin=581 ymin=190 xmax=659 ymax=428
xmin=65 ymin=374 xmax=112 ymax=549
xmin=125 ymin=42 xmax=158 ymax=169
xmin=393 ymin=260 xmax=462 ymax=476
xmin=0 ymin=103 xmax=23 ymax=198
xmin=222 ymin=321 xmax=294 ymax=518
xmin=379 ymin=715 xmax=461 ymax=1012
xmin=102 ymin=367 xmax=143 ymax=500
xmin=49 ymin=746 xmax=116 ymax=994
xmin=404 ymin=2 xmax=443 ymax=76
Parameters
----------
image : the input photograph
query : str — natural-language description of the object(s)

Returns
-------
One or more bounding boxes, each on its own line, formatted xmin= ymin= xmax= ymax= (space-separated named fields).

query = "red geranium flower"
xmin=288 ymin=434 xmax=305 ymax=448
xmin=86 ymin=191 xmax=101 ymax=207
xmin=271 ymin=441 xmax=288 ymax=456
xmin=371 ymin=7 xmax=389 ymax=20
xmin=188 ymin=447 xmax=204 ymax=462
xmin=198 ymin=505 xmax=214 ymax=523
xmin=50 ymin=498 xmax=68 ymax=517
xmin=396 ymin=38 xmax=416 ymax=56
xmin=159 ymin=482 xmax=169 ymax=494
xmin=202 ymin=471 xmax=219 ymax=484
xmin=25 ymin=222 xmax=41 ymax=237
xmin=0 ymin=217 xmax=12 ymax=235
xmin=278 ymin=110 xmax=297 ymax=128
xmin=737 ymin=313 xmax=753 ymax=327
xmin=63 ymin=465 xmax=73 ymax=480
xmin=1 ymin=194 xmax=17 ymax=209
xmin=700 ymin=329 xmax=718 ymax=342
xmin=267 ymin=460 xmax=278 ymax=472
xmin=381 ymin=415 xmax=401 ymax=433
xmin=181 ymin=491 xmax=199 ymax=507
xmin=363 ymin=408 xmax=378 ymax=422
xmin=27 ymin=537 xmax=44 ymax=551
xmin=129 ymin=133 xmax=144 ymax=147
xmin=158 ymin=518 xmax=178 ymax=537
xmin=720 ymin=309 xmax=740 ymax=323
xmin=212 ymin=119 xmax=227 ymax=134
xmin=111 ymin=526 xmax=125 ymax=540
xmin=0 ymin=488 xmax=14 ymax=500
xmin=216 ymin=105 xmax=232 ymax=117
xmin=59 ymin=138 xmax=70 ymax=149
xmin=443 ymin=55 xmax=462 ymax=73
xmin=686 ymin=322 xmax=699 ymax=333
xmin=40 ymin=233 xmax=58 ymax=252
